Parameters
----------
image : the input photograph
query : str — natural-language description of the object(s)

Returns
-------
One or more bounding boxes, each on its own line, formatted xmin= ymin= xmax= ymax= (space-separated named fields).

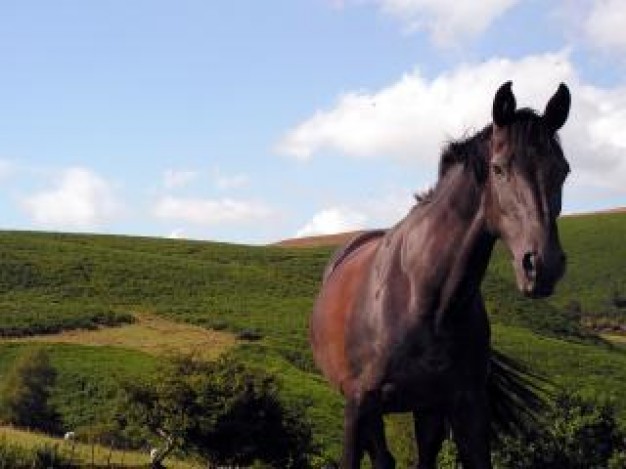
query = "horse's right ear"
xmin=492 ymin=81 xmax=516 ymax=127
xmin=543 ymin=83 xmax=571 ymax=133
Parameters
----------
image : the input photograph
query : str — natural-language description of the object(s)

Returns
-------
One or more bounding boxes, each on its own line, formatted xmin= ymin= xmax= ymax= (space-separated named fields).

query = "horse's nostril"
xmin=522 ymin=252 xmax=537 ymax=280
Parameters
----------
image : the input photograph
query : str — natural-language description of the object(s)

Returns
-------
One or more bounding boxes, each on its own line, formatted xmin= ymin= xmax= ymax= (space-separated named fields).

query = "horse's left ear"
xmin=493 ymin=81 xmax=517 ymax=127
xmin=543 ymin=83 xmax=571 ymax=133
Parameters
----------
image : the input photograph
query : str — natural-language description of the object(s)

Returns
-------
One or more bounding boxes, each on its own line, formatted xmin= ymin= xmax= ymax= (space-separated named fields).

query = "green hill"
xmin=0 ymin=212 xmax=624 ymax=462
xmin=484 ymin=213 xmax=626 ymax=337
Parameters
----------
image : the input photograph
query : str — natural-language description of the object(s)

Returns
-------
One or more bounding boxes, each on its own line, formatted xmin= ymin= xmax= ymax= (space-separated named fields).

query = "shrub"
xmin=0 ymin=347 xmax=60 ymax=433
xmin=120 ymin=353 xmax=318 ymax=468
xmin=609 ymin=449 xmax=626 ymax=469
xmin=236 ymin=329 xmax=263 ymax=341
xmin=493 ymin=391 xmax=626 ymax=468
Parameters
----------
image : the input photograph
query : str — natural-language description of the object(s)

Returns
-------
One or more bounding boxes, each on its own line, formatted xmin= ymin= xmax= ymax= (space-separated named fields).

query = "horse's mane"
xmin=322 ymin=229 xmax=387 ymax=283
xmin=414 ymin=108 xmax=565 ymax=207
xmin=439 ymin=125 xmax=492 ymax=184
xmin=413 ymin=125 xmax=491 ymax=206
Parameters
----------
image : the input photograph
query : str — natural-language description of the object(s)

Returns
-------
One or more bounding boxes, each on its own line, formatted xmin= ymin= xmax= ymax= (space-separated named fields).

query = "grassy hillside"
xmin=484 ymin=213 xmax=626 ymax=337
xmin=4 ymin=313 xmax=236 ymax=360
xmin=0 ymin=230 xmax=331 ymax=367
xmin=0 ymin=212 xmax=624 ymax=463
xmin=0 ymin=342 xmax=158 ymax=432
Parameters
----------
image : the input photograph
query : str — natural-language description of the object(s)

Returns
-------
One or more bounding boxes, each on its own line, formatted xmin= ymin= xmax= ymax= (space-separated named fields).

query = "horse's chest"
xmin=376 ymin=335 xmax=481 ymax=411
xmin=388 ymin=333 xmax=456 ymax=382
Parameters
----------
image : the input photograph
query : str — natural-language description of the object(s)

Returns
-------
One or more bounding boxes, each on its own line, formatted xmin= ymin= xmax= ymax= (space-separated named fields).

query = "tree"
xmin=119 ymin=353 xmax=317 ymax=468
xmin=0 ymin=347 xmax=59 ymax=433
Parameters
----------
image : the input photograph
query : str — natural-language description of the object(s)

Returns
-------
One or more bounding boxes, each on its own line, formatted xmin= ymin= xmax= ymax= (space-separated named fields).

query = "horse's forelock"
xmin=427 ymin=108 xmax=567 ymax=207
xmin=509 ymin=109 xmax=567 ymax=166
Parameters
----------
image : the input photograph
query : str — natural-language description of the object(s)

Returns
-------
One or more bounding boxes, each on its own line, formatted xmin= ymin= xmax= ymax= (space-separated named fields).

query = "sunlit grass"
xmin=601 ymin=333 xmax=626 ymax=346
xmin=0 ymin=426 xmax=202 ymax=468
xmin=1 ymin=313 xmax=237 ymax=360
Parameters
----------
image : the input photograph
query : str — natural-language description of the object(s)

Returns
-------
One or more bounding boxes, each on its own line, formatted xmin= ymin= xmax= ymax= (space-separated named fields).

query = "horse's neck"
xmin=405 ymin=167 xmax=495 ymax=324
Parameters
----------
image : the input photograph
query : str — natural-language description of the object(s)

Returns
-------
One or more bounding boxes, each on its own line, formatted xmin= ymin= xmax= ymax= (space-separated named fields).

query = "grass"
xmin=0 ymin=425 xmax=202 ymax=468
xmin=0 ymin=211 xmax=623 ymax=462
xmin=492 ymin=324 xmax=626 ymax=420
xmin=602 ymin=333 xmax=626 ymax=345
xmin=0 ymin=343 xmax=159 ymax=432
xmin=479 ymin=213 xmax=626 ymax=339
xmin=0 ymin=230 xmax=330 ymax=343
xmin=1 ymin=313 xmax=237 ymax=360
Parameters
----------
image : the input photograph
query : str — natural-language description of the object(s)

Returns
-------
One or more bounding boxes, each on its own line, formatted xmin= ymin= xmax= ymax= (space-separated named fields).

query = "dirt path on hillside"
xmin=2 ymin=313 xmax=237 ymax=359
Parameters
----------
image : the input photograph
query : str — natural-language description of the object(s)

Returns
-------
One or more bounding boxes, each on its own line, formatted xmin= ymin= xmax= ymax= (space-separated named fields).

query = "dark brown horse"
xmin=310 ymin=82 xmax=571 ymax=469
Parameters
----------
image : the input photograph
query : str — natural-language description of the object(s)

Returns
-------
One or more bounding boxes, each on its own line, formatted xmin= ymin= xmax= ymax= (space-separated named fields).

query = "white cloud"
xmin=153 ymin=196 xmax=274 ymax=226
xmin=296 ymin=207 xmax=367 ymax=237
xmin=167 ymin=228 xmax=186 ymax=239
xmin=21 ymin=167 xmax=120 ymax=229
xmin=163 ymin=169 xmax=198 ymax=189
xmin=371 ymin=0 xmax=518 ymax=45
xmin=277 ymin=51 xmax=626 ymax=195
xmin=585 ymin=0 xmax=626 ymax=51
xmin=381 ymin=0 xmax=517 ymax=44
xmin=214 ymin=171 xmax=249 ymax=191
xmin=296 ymin=188 xmax=416 ymax=237
xmin=330 ymin=1 xmax=517 ymax=45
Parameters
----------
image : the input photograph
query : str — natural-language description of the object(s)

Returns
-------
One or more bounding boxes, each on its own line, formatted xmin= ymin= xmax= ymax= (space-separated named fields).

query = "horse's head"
xmin=485 ymin=81 xmax=571 ymax=298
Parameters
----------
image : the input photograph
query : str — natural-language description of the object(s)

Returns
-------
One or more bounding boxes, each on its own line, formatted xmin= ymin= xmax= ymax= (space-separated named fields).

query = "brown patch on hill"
xmin=565 ymin=207 xmax=626 ymax=217
xmin=274 ymin=231 xmax=364 ymax=248
xmin=2 ymin=313 xmax=237 ymax=360
xmin=567 ymin=207 xmax=626 ymax=217
xmin=276 ymin=207 xmax=625 ymax=248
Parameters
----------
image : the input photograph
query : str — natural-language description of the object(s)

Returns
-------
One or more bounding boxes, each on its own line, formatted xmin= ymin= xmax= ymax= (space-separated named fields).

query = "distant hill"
xmin=567 ymin=206 xmax=626 ymax=217
xmin=276 ymin=207 xmax=626 ymax=248
xmin=274 ymin=230 xmax=364 ymax=248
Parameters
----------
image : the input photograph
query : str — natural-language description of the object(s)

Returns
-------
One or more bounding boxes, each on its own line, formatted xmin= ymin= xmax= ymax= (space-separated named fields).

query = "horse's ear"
xmin=492 ymin=81 xmax=516 ymax=127
xmin=543 ymin=83 xmax=571 ymax=133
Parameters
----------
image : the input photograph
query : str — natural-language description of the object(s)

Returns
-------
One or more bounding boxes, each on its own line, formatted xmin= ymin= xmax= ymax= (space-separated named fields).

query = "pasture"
xmin=0 ymin=211 xmax=624 ymax=465
xmin=2 ymin=313 xmax=237 ymax=360
xmin=0 ymin=425 xmax=202 ymax=468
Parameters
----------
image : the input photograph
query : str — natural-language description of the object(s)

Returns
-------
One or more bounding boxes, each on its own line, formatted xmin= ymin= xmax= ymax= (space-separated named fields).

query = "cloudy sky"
xmin=1 ymin=1 xmax=625 ymax=243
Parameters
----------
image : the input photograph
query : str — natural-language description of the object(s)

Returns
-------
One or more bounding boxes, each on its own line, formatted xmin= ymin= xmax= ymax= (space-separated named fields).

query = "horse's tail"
xmin=488 ymin=348 xmax=552 ymax=442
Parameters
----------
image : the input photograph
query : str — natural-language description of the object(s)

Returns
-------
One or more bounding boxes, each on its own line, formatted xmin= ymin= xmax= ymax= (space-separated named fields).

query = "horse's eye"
xmin=492 ymin=164 xmax=505 ymax=177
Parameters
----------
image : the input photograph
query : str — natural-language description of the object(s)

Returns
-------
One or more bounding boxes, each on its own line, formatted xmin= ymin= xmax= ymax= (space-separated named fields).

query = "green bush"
xmin=609 ymin=449 xmax=626 ymax=469
xmin=493 ymin=391 xmax=626 ymax=468
xmin=0 ymin=347 xmax=60 ymax=433
xmin=120 ymin=353 xmax=319 ymax=468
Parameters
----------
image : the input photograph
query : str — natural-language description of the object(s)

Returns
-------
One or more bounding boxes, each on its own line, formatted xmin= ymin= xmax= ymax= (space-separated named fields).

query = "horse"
xmin=309 ymin=81 xmax=571 ymax=469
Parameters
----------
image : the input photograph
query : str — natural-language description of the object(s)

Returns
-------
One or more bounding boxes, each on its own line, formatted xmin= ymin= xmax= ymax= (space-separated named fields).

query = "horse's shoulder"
xmin=322 ymin=229 xmax=387 ymax=283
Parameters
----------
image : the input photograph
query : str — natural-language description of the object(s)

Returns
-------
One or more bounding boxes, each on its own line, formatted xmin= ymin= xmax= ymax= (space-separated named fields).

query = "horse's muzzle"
xmin=519 ymin=249 xmax=566 ymax=298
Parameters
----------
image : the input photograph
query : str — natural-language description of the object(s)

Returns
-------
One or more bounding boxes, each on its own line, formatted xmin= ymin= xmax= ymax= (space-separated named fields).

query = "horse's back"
xmin=310 ymin=231 xmax=384 ymax=394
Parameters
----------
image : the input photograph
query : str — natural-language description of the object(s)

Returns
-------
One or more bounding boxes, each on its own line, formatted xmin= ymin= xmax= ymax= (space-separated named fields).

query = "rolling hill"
xmin=0 ymin=210 xmax=624 ymax=464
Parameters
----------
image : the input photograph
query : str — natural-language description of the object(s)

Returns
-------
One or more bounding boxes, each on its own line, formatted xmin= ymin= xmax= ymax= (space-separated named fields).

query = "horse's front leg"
xmin=364 ymin=410 xmax=395 ymax=469
xmin=449 ymin=389 xmax=492 ymax=469
xmin=342 ymin=391 xmax=395 ymax=469
xmin=413 ymin=408 xmax=446 ymax=469
xmin=342 ymin=397 xmax=366 ymax=469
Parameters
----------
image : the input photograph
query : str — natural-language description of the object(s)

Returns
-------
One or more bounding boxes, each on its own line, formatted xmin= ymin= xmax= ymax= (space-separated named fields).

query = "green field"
xmin=0 ymin=426 xmax=203 ymax=468
xmin=0 ymin=212 xmax=624 ymax=465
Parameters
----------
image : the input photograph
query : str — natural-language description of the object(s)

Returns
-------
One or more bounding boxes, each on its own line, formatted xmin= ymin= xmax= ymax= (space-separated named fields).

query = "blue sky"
xmin=0 ymin=1 xmax=625 ymax=243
